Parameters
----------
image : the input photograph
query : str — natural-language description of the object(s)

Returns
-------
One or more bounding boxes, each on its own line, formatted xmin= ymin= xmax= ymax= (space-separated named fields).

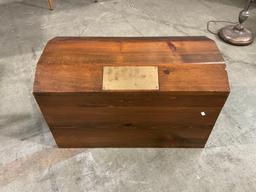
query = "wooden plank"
xmin=34 ymin=94 xmax=228 ymax=107
xmin=33 ymin=64 xmax=229 ymax=93
xmin=37 ymin=105 xmax=222 ymax=127
xmin=50 ymin=126 xmax=210 ymax=148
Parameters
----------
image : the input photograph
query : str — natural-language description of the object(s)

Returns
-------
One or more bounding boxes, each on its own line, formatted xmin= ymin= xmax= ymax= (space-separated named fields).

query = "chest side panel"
xmin=34 ymin=93 xmax=228 ymax=147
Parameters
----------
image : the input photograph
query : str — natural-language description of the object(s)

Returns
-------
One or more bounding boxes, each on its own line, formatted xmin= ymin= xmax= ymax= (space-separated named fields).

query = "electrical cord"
xmin=207 ymin=20 xmax=238 ymax=35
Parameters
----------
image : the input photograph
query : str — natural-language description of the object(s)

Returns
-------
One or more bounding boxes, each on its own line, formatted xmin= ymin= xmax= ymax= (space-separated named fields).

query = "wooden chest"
xmin=33 ymin=37 xmax=229 ymax=148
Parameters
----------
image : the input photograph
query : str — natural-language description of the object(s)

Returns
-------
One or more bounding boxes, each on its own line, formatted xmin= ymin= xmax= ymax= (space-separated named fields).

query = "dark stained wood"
xmin=37 ymin=106 xmax=222 ymax=127
xmin=34 ymin=93 xmax=228 ymax=107
xmin=33 ymin=36 xmax=230 ymax=148
xmin=34 ymin=36 xmax=228 ymax=93
xmin=50 ymin=126 xmax=210 ymax=148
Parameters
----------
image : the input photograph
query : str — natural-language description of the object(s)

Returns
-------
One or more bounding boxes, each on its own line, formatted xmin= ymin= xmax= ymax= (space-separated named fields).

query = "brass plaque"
xmin=102 ymin=66 xmax=159 ymax=90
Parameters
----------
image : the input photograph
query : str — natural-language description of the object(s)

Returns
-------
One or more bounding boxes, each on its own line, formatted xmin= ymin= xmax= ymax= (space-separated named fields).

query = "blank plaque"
xmin=102 ymin=66 xmax=159 ymax=91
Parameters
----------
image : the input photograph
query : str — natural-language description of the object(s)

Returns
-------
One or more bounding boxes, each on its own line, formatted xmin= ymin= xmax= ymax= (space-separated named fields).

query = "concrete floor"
xmin=0 ymin=0 xmax=256 ymax=191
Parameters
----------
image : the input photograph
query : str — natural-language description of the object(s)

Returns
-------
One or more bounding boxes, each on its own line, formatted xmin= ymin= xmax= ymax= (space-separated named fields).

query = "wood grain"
xmin=34 ymin=36 xmax=229 ymax=93
xmin=33 ymin=36 xmax=230 ymax=148
xmin=51 ymin=127 xmax=210 ymax=148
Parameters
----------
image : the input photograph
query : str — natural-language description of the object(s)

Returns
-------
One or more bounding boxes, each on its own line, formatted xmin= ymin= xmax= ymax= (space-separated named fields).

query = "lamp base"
xmin=218 ymin=25 xmax=254 ymax=46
